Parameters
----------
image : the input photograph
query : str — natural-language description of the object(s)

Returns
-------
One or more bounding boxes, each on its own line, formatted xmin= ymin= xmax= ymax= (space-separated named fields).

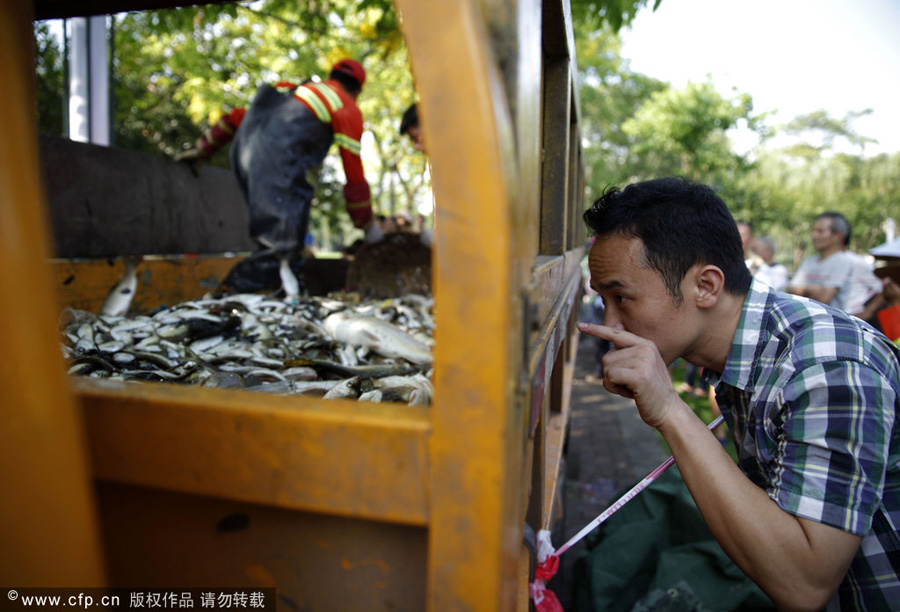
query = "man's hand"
xmin=576 ymin=322 xmax=682 ymax=429
xmin=173 ymin=148 xmax=206 ymax=176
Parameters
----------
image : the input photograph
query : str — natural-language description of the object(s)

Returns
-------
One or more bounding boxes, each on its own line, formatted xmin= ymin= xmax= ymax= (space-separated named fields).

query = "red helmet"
xmin=332 ymin=59 xmax=366 ymax=88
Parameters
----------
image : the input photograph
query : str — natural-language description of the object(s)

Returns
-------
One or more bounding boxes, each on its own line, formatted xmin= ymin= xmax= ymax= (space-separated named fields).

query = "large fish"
xmin=322 ymin=311 xmax=433 ymax=365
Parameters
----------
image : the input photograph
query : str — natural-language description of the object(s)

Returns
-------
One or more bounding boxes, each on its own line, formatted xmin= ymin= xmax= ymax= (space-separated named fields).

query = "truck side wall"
xmin=41 ymin=134 xmax=256 ymax=258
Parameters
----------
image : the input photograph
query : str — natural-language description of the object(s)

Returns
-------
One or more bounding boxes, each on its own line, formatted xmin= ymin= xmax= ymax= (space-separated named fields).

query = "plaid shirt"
xmin=708 ymin=279 xmax=900 ymax=610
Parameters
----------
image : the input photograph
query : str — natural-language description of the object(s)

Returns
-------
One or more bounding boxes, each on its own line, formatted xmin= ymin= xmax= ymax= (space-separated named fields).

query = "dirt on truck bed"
xmin=346 ymin=232 xmax=432 ymax=298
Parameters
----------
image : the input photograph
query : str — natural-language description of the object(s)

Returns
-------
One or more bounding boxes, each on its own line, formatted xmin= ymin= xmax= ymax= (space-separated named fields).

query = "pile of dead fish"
xmin=60 ymin=293 xmax=434 ymax=405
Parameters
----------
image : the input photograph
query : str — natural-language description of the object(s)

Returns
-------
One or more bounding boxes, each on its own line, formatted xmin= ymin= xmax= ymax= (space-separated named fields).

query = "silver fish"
xmin=62 ymin=289 xmax=435 ymax=404
xmin=323 ymin=312 xmax=432 ymax=365
xmin=281 ymin=366 xmax=318 ymax=381
xmin=279 ymin=255 xmax=300 ymax=298
xmin=323 ymin=376 xmax=380 ymax=400
xmin=358 ymin=389 xmax=383 ymax=403
xmin=100 ymin=257 xmax=141 ymax=317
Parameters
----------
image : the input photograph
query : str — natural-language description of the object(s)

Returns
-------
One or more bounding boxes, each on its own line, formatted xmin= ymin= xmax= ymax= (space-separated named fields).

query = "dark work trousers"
xmin=229 ymin=84 xmax=334 ymax=254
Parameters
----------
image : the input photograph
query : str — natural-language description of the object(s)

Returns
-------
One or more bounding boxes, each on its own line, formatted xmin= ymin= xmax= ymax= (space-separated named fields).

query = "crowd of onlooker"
xmin=741 ymin=213 xmax=899 ymax=344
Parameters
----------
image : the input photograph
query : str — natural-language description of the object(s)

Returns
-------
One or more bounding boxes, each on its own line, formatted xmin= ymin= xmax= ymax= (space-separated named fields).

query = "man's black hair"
xmin=330 ymin=69 xmax=361 ymax=95
xmin=583 ymin=177 xmax=753 ymax=301
xmin=400 ymin=103 xmax=418 ymax=136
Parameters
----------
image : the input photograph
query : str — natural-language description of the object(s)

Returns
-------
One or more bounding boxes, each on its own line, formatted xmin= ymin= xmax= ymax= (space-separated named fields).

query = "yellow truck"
xmin=2 ymin=0 xmax=586 ymax=609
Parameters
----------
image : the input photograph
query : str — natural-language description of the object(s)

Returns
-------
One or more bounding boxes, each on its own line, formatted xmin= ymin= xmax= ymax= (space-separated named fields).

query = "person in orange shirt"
xmin=874 ymin=266 xmax=900 ymax=344
xmin=870 ymin=237 xmax=900 ymax=344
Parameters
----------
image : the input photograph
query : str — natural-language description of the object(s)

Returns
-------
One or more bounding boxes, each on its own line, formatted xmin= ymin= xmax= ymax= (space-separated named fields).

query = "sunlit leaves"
xmin=784 ymin=109 xmax=877 ymax=154
xmin=571 ymin=0 xmax=661 ymax=33
xmin=621 ymin=80 xmax=754 ymax=179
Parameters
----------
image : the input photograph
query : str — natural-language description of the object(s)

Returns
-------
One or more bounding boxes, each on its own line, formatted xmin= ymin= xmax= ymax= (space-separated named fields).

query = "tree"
xmin=40 ymin=0 xmax=895 ymax=262
xmin=621 ymin=80 xmax=756 ymax=182
xmin=782 ymin=109 xmax=878 ymax=157
xmin=574 ymin=20 xmax=667 ymax=198
xmin=570 ymin=18 xmax=895 ymax=266
xmin=726 ymin=111 xmax=899 ymax=268
xmin=34 ymin=1 xmax=422 ymax=251
xmin=571 ymin=0 xmax=662 ymax=33
xmin=34 ymin=21 xmax=66 ymax=137
xmin=35 ymin=0 xmax=653 ymax=251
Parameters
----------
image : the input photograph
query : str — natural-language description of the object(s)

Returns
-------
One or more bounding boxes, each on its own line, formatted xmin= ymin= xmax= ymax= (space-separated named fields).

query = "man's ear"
xmin=693 ymin=265 xmax=725 ymax=308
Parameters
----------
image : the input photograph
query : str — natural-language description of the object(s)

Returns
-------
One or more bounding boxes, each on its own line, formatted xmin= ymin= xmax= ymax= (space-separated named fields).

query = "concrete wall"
xmin=40 ymin=135 xmax=257 ymax=258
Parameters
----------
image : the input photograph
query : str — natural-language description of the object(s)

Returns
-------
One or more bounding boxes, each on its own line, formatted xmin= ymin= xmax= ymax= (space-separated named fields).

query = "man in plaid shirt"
xmin=578 ymin=177 xmax=900 ymax=610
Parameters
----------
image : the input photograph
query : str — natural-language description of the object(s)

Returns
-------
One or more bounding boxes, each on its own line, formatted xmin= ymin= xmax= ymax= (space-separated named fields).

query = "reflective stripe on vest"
xmin=292 ymin=82 xmax=344 ymax=123
xmin=311 ymin=83 xmax=343 ymax=110
xmin=334 ymin=133 xmax=361 ymax=155
xmin=293 ymin=86 xmax=330 ymax=122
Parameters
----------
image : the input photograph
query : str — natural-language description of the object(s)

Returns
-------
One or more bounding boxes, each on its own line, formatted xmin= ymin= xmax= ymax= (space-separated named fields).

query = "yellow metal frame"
xmin=4 ymin=1 xmax=585 ymax=609
xmin=1 ymin=2 xmax=106 ymax=586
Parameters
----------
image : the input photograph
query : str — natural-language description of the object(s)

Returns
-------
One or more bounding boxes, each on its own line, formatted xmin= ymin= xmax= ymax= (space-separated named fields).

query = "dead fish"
xmin=358 ymin=389 xmax=383 ymax=403
xmin=128 ymin=350 xmax=179 ymax=370
xmin=290 ymin=380 xmax=342 ymax=394
xmin=279 ymin=255 xmax=300 ymax=299
xmin=283 ymin=358 xmax=417 ymax=380
xmin=377 ymin=373 xmax=434 ymax=393
xmin=179 ymin=347 xmax=244 ymax=389
xmin=407 ymin=388 xmax=428 ymax=406
xmin=70 ymin=353 xmax=118 ymax=374
xmin=281 ymin=366 xmax=318 ymax=381
xmin=189 ymin=335 xmax=225 ymax=354
xmin=100 ymin=257 xmax=141 ymax=317
xmin=244 ymin=381 xmax=293 ymax=394
xmin=63 ymin=287 xmax=434 ymax=404
xmin=216 ymin=365 xmax=287 ymax=382
xmin=322 ymin=376 xmax=378 ymax=400
xmin=323 ymin=376 xmax=361 ymax=399
xmin=323 ymin=312 xmax=432 ymax=365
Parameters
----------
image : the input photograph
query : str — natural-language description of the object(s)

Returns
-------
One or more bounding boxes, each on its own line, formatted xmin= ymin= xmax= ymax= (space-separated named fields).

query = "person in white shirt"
xmin=736 ymin=220 xmax=758 ymax=274
xmin=842 ymin=249 xmax=884 ymax=320
xmin=788 ymin=212 xmax=879 ymax=316
xmin=750 ymin=236 xmax=789 ymax=291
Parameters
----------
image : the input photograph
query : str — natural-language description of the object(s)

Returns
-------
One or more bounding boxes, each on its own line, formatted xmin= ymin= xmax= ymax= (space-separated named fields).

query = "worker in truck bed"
xmin=176 ymin=58 xmax=383 ymax=295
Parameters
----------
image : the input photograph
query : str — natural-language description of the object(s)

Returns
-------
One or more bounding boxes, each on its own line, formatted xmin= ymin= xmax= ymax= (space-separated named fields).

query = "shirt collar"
xmin=707 ymin=278 xmax=770 ymax=392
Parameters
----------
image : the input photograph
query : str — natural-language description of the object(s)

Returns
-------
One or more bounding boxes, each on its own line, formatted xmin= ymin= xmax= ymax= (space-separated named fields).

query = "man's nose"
xmin=603 ymin=304 xmax=621 ymax=328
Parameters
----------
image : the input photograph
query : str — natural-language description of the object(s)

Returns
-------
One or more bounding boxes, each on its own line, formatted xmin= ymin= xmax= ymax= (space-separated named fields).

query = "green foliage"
xmin=622 ymin=80 xmax=754 ymax=180
xmin=32 ymin=0 xmax=899 ymax=261
xmin=34 ymin=21 xmax=66 ymax=136
xmin=574 ymin=22 xmax=762 ymax=202
xmin=572 ymin=15 xmax=898 ymax=266
xmin=571 ymin=0 xmax=662 ymax=33
xmin=733 ymin=145 xmax=900 ymax=268
xmin=575 ymin=21 xmax=667 ymax=196
xmin=784 ymin=109 xmax=877 ymax=154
